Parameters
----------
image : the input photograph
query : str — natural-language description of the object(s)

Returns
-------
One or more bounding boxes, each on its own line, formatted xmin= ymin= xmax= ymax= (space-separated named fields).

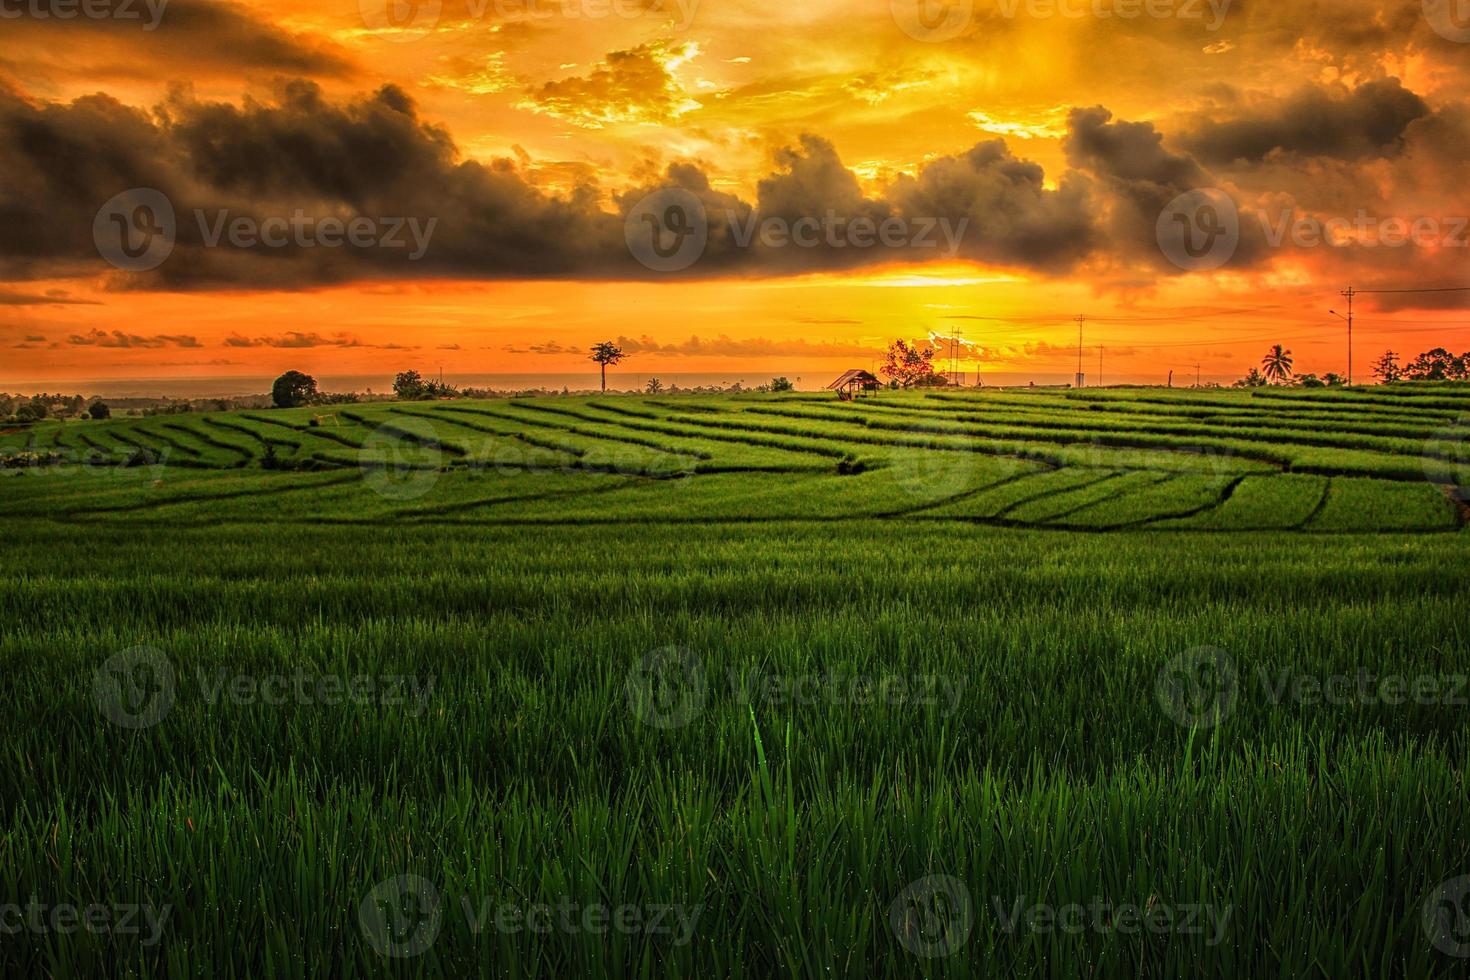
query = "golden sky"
xmin=2 ymin=0 xmax=1468 ymax=387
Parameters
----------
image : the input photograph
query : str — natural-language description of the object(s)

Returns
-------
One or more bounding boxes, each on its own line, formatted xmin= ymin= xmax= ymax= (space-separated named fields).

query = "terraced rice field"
xmin=1 ymin=384 xmax=1469 ymax=977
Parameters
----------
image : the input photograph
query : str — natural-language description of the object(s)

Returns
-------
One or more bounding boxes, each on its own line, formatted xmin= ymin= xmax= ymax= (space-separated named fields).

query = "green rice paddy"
xmin=1 ymin=384 xmax=1468 ymax=976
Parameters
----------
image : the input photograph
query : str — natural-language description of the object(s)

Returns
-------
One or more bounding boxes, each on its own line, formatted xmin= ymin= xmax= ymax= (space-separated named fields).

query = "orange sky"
xmin=2 ymin=0 xmax=1468 ymax=388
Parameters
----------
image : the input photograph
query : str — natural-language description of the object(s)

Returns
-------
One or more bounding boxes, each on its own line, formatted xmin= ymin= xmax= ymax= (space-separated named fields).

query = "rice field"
xmin=1 ymin=384 xmax=1469 ymax=977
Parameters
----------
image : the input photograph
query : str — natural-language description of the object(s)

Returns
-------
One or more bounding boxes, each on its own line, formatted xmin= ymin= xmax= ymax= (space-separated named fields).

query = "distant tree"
xmin=88 ymin=400 xmax=111 ymax=420
xmin=1371 ymin=350 xmax=1403 ymax=384
xmin=881 ymin=339 xmax=940 ymax=388
xmin=590 ymin=341 xmax=626 ymax=393
xmin=769 ymin=376 xmax=795 ymax=392
xmin=1322 ymin=372 xmax=1347 ymax=386
xmin=1261 ymin=345 xmax=1294 ymax=384
xmin=393 ymin=370 xmax=429 ymax=400
xmin=645 ymin=377 xmax=664 ymax=394
xmin=271 ymin=370 xmax=318 ymax=408
xmin=1404 ymin=348 xmax=1469 ymax=382
xmin=1296 ymin=373 xmax=1324 ymax=388
xmin=1233 ymin=367 xmax=1267 ymax=388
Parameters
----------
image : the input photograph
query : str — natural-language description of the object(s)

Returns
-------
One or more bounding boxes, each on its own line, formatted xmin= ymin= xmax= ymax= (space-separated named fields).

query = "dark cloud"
xmin=0 ymin=74 xmax=1465 ymax=294
xmin=886 ymin=140 xmax=1096 ymax=272
xmin=1179 ymin=79 xmax=1430 ymax=165
xmin=0 ymin=289 xmax=99 ymax=305
xmin=222 ymin=331 xmax=363 ymax=349
xmin=1063 ymin=106 xmax=1220 ymax=268
xmin=66 ymin=329 xmax=200 ymax=348
xmin=0 ymin=0 xmax=355 ymax=79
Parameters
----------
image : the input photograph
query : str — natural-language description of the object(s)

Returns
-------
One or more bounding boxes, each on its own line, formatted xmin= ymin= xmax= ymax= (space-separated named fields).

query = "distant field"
xmin=1 ymin=385 xmax=1468 ymax=977
xmin=3 ymin=384 xmax=1468 ymax=531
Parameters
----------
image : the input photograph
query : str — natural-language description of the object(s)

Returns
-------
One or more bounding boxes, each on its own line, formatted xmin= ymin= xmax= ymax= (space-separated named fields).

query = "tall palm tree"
xmin=1261 ymin=345 xmax=1294 ymax=385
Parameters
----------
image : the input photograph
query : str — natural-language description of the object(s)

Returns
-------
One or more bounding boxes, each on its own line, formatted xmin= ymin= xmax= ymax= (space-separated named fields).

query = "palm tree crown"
xmin=1261 ymin=345 xmax=1294 ymax=384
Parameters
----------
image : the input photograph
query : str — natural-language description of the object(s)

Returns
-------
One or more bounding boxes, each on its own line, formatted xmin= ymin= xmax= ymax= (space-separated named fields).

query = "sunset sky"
xmin=2 ymin=0 xmax=1468 ymax=389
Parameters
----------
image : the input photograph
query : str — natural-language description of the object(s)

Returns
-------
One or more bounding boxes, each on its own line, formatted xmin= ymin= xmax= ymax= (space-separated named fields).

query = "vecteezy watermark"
xmin=1423 ymin=875 xmax=1470 ymax=958
xmin=624 ymin=190 xmax=969 ymax=273
xmin=359 ymin=418 xmax=444 ymax=502
xmin=890 ymin=0 xmax=975 ymax=41
xmin=1155 ymin=646 xmax=1237 ymax=728
xmin=358 ymin=0 xmax=698 ymax=40
xmin=986 ymin=894 xmax=1231 ymax=945
xmin=626 ymin=646 xmax=708 ymax=728
xmin=624 ymin=188 xmax=709 ymax=273
xmin=1157 ymin=647 xmax=1470 ymax=727
xmin=890 ymin=0 xmax=1229 ymax=40
xmin=1424 ymin=0 xmax=1470 ymax=43
xmin=93 ymin=188 xmax=436 ymax=272
xmin=0 ymin=0 xmax=168 ymax=30
xmin=93 ymin=647 xmax=435 ymax=728
xmin=0 ymin=445 xmax=171 ymax=481
xmin=1156 ymin=189 xmax=1240 ymax=272
xmin=94 ymin=646 xmax=176 ymax=729
xmin=1157 ymin=188 xmax=1470 ymax=271
xmin=889 ymin=875 xmax=974 ymax=958
xmin=626 ymin=647 xmax=966 ymax=729
xmin=0 ymin=898 xmax=171 ymax=946
xmin=1423 ymin=421 xmax=1470 ymax=486
xmin=889 ymin=877 xmax=1230 ymax=957
xmin=1255 ymin=211 xmax=1470 ymax=250
xmin=997 ymin=0 xmax=1230 ymax=28
xmin=359 ymin=875 xmax=701 ymax=958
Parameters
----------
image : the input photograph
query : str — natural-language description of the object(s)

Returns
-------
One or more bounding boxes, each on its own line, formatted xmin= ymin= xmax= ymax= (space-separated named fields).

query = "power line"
xmin=1356 ymin=286 xmax=1470 ymax=295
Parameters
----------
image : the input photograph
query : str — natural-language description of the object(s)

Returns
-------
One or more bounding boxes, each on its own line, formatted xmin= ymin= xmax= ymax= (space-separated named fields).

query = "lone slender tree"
xmin=1261 ymin=345 xmax=1294 ymax=385
xmin=1371 ymin=350 xmax=1403 ymax=384
xmin=590 ymin=341 xmax=626 ymax=393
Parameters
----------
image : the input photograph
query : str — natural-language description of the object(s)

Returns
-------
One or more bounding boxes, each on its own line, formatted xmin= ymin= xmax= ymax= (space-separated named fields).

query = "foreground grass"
xmin=1 ymin=520 xmax=1468 ymax=977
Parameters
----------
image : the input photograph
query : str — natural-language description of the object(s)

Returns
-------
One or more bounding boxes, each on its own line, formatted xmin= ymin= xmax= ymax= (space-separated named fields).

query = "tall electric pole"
xmin=1195 ymin=362 xmax=1201 ymax=388
xmin=1074 ymin=315 xmax=1086 ymax=388
xmin=1340 ymin=286 xmax=1355 ymax=385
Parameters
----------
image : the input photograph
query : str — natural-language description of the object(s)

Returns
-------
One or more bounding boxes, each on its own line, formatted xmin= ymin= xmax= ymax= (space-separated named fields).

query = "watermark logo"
xmin=1424 ymin=0 xmax=1470 ymax=42
xmin=890 ymin=0 xmax=974 ymax=41
xmin=1423 ymin=421 xmax=1470 ymax=486
xmin=626 ymin=646 xmax=707 ymax=728
xmin=1424 ymin=875 xmax=1470 ymax=957
xmin=93 ymin=646 xmax=176 ymax=729
xmin=358 ymin=0 xmax=442 ymax=39
xmin=887 ymin=430 xmax=991 ymax=505
xmin=360 ymin=875 xmax=443 ymax=958
xmin=889 ymin=875 xmax=974 ymax=958
xmin=994 ymin=0 xmax=1230 ymax=29
xmin=359 ymin=877 xmax=701 ymax=954
xmin=1156 ymin=188 xmax=1239 ymax=272
xmin=0 ymin=0 xmax=170 ymax=30
xmin=95 ymin=189 xmax=437 ymax=271
xmin=625 ymin=188 xmax=709 ymax=273
xmin=94 ymin=188 xmax=175 ymax=272
xmin=360 ymin=418 xmax=444 ymax=501
xmin=1155 ymin=646 xmax=1237 ymax=728
xmin=0 ymin=899 xmax=171 ymax=945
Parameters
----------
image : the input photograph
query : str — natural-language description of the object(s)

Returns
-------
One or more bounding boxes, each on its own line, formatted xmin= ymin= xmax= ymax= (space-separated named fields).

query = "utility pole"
xmin=1074 ymin=315 xmax=1086 ymax=388
xmin=1195 ymin=362 xmax=1201 ymax=388
xmin=1340 ymin=286 xmax=1355 ymax=385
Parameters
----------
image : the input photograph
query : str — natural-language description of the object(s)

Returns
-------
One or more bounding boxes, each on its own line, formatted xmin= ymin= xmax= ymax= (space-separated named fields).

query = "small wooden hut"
xmin=827 ymin=369 xmax=881 ymax=401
